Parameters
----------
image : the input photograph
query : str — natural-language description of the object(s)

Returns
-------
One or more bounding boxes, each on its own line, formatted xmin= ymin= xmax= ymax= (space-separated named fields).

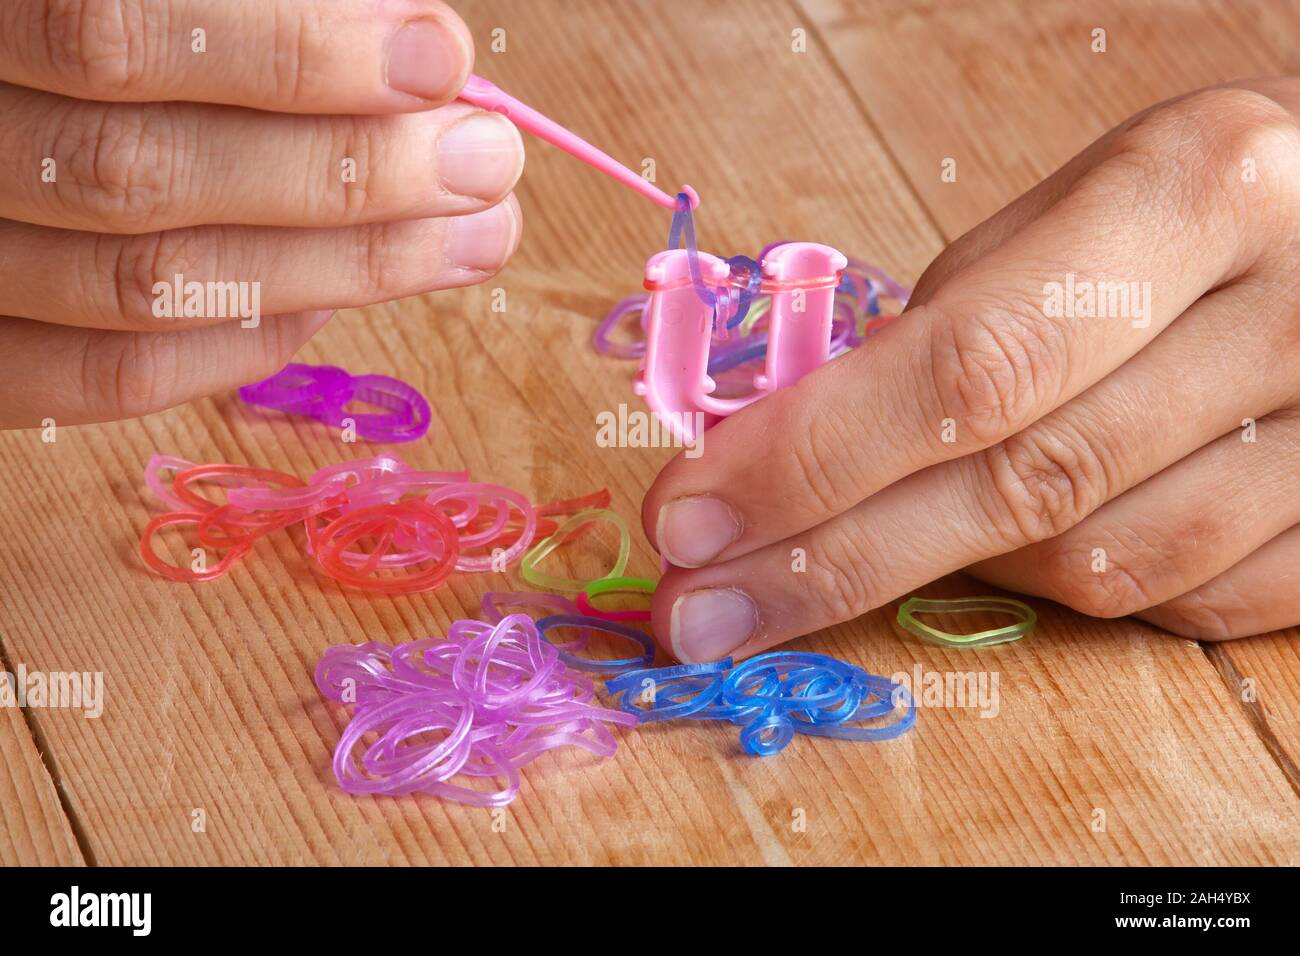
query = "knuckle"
xmin=108 ymin=228 xmax=210 ymax=328
xmin=41 ymin=0 xmax=141 ymax=95
xmin=329 ymin=117 xmax=389 ymax=221
xmin=78 ymin=330 xmax=179 ymax=421
xmin=1113 ymin=87 xmax=1300 ymax=218
xmin=267 ymin=6 xmax=335 ymax=107
xmin=806 ymin=534 xmax=882 ymax=624
xmin=927 ymin=296 xmax=1066 ymax=447
xmin=270 ymin=11 xmax=308 ymax=106
xmin=1039 ymin=527 xmax=1185 ymax=618
xmin=981 ymin=427 xmax=1108 ymax=543
xmin=779 ymin=397 xmax=862 ymax=519
xmin=357 ymin=221 xmax=412 ymax=299
xmin=57 ymin=104 xmax=177 ymax=232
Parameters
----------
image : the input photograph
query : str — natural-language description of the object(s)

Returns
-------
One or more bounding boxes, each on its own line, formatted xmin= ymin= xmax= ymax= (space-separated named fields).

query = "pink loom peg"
xmin=757 ymin=242 xmax=848 ymax=390
xmin=458 ymin=74 xmax=699 ymax=212
xmin=636 ymin=242 xmax=845 ymax=445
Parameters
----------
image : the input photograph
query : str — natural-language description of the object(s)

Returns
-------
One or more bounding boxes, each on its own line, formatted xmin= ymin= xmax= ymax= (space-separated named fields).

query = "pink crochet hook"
xmin=458 ymin=74 xmax=698 ymax=212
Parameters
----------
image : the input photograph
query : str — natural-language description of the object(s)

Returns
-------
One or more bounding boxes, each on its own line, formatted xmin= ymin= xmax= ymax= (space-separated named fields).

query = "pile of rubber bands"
xmin=138 ymin=452 xmax=616 ymax=594
xmin=239 ymin=363 xmax=431 ymax=443
xmin=608 ymin=654 xmax=914 ymax=756
xmin=315 ymin=584 xmax=917 ymax=803
xmin=316 ymin=613 xmax=637 ymax=806
xmin=593 ymin=193 xmax=912 ymax=396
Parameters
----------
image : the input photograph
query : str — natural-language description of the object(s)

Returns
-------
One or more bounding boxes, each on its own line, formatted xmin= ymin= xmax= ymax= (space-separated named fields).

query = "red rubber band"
xmin=140 ymin=511 xmax=252 ymax=583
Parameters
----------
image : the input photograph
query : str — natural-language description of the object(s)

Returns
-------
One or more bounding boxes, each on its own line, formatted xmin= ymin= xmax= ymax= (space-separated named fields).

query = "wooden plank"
xmin=0 ymin=0 xmax=1294 ymax=864
xmin=0 ymin=701 xmax=84 ymax=866
xmin=801 ymin=0 xmax=1300 ymax=825
xmin=799 ymin=0 xmax=1300 ymax=238
xmin=0 ymin=425 xmax=88 ymax=865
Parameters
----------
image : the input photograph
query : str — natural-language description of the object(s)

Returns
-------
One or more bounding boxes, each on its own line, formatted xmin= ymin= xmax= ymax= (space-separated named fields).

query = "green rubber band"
xmin=896 ymin=596 xmax=1036 ymax=648
xmin=739 ymin=293 xmax=857 ymax=336
xmin=737 ymin=296 xmax=771 ymax=335
xmin=585 ymin=575 xmax=656 ymax=598
xmin=584 ymin=575 xmax=657 ymax=602
xmin=520 ymin=508 xmax=631 ymax=593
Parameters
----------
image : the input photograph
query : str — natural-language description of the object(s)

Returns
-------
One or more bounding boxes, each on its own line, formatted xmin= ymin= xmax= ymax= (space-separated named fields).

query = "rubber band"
xmin=312 ymin=373 xmax=432 ymax=444
xmin=139 ymin=511 xmax=253 ymax=583
xmin=534 ymin=614 xmax=655 ymax=674
xmin=519 ymin=507 xmax=630 ymax=592
xmin=480 ymin=591 xmax=589 ymax=652
xmin=171 ymin=463 xmax=305 ymax=513
xmin=575 ymin=576 xmax=655 ymax=623
xmin=309 ymin=454 xmax=416 ymax=489
xmin=239 ymin=363 xmax=432 ymax=443
xmin=423 ymin=483 xmax=537 ymax=572
xmin=314 ymin=501 xmax=459 ymax=593
xmin=237 ymin=362 xmax=350 ymax=413
xmin=597 ymin=199 xmax=912 ymax=382
xmin=592 ymin=295 xmax=648 ymax=359
xmin=535 ymin=488 xmax=613 ymax=517
xmin=609 ymin=652 xmax=914 ymax=756
xmin=896 ymin=596 xmax=1036 ymax=648
xmin=316 ymin=614 xmax=636 ymax=806
xmin=606 ymin=659 xmax=730 ymax=722
xmin=139 ymin=454 xmax=611 ymax=596
xmin=144 ymin=454 xmax=201 ymax=510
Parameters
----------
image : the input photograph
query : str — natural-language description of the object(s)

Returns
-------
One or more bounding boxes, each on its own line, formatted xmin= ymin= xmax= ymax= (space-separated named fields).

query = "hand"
xmin=644 ymin=79 xmax=1300 ymax=662
xmin=0 ymin=0 xmax=522 ymax=428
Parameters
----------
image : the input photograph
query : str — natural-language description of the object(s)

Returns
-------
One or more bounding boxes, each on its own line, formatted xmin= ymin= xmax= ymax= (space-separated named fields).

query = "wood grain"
xmin=0 ymin=705 xmax=83 ymax=865
xmin=801 ymin=0 xmax=1300 ymax=805
xmin=799 ymin=0 xmax=1300 ymax=239
xmin=0 ymin=0 xmax=1295 ymax=865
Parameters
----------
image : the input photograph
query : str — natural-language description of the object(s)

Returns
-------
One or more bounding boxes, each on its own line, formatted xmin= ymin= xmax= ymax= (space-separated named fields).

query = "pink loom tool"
xmin=634 ymin=243 xmax=847 ymax=445
xmin=458 ymin=74 xmax=699 ymax=212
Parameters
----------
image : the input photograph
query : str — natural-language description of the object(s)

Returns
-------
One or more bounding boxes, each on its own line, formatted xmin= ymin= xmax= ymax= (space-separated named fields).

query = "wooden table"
xmin=1 ymin=0 xmax=1297 ymax=866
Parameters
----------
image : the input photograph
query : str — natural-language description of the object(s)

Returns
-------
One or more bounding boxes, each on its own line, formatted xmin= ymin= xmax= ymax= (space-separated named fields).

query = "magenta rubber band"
xmin=239 ymin=364 xmax=432 ymax=443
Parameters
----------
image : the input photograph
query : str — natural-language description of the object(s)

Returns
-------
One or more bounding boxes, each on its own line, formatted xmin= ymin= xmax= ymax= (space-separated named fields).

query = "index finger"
xmin=643 ymin=88 xmax=1291 ymax=572
xmin=0 ymin=0 xmax=474 ymax=113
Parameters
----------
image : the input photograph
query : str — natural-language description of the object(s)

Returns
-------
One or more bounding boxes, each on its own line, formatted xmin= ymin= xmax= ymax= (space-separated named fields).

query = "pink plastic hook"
xmin=635 ymin=242 xmax=847 ymax=445
xmin=459 ymin=75 xmax=699 ymax=213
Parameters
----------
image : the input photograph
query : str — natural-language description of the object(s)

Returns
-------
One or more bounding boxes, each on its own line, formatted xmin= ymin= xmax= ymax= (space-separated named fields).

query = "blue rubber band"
xmin=608 ymin=659 xmax=730 ymax=722
xmin=608 ymin=651 xmax=915 ymax=755
xmin=535 ymin=614 xmax=655 ymax=675
xmin=740 ymin=714 xmax=795 ymax=756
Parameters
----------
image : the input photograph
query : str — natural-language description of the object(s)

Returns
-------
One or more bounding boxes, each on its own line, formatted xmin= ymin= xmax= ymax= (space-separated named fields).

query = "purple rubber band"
xmin=316 ymin=614 xmax=634 ymax=806
xmin=239 ymin=364 xmax=432 ymax=443
xmin=592 ymin=295 xmax=649 ymax=359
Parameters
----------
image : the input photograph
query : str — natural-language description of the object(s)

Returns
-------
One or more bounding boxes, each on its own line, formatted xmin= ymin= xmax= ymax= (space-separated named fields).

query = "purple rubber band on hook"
xmin=666 ymin=193 xmax=761 ymax=330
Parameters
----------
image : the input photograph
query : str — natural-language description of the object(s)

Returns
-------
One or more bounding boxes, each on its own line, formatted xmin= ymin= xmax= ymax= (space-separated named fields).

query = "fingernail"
xmin=386 ymin=19 xmax=467 ymax=101
xmin=657 ymin=496 xmax=743 ymax=568
xmin=444 ymin=198 xmax=519 ymax=272
xmin=436 ymin=112 xmax=524 ymax=200
xmin=671 ymin=588 xmax=758 ymax=663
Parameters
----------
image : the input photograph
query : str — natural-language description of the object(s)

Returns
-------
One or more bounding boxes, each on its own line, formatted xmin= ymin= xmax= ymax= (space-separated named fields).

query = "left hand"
xmin=642 ymin=79 xmax=1300 ymax=663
